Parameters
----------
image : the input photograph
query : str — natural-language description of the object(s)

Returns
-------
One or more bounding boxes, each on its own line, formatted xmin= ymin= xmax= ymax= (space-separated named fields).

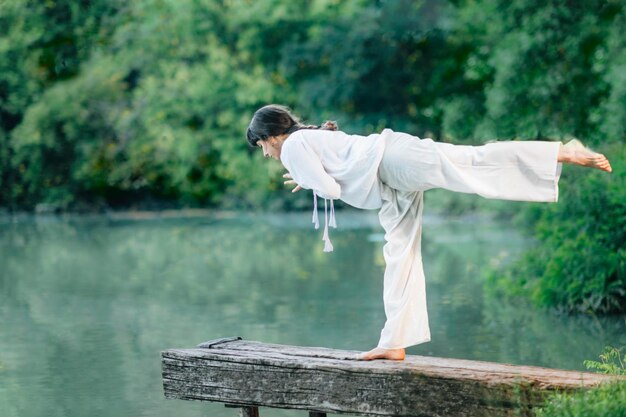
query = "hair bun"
xmin=321 ymin=120 xmax=338 ymax=131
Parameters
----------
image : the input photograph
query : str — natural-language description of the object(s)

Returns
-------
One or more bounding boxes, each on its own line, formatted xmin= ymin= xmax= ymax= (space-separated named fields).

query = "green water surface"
xmin=1 ymin=210 xmax=624 ymax=417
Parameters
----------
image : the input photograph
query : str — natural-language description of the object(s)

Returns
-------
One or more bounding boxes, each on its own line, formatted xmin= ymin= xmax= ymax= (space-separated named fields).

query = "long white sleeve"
xmin=277 ymin=128 xmax=387 ymax=253
xmin=280 ymin=135 xmax=342 ymax=200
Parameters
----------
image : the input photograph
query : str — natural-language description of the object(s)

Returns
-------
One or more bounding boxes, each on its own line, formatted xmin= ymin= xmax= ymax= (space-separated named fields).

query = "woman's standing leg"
xmin=376 ymin=184 xmax=431 ymax=349
xmin=356 ymin=180 xmax=431 ymax=360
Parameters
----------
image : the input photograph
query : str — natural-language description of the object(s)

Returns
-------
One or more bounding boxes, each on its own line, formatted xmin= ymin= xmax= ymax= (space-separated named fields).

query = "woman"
xmin=246 ymin=104 xmax=612 ymax=361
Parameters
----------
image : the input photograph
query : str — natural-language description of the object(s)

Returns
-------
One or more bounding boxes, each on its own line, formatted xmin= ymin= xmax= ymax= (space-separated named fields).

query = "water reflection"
xmin=0 ymin=211 xmax=623 ymax=417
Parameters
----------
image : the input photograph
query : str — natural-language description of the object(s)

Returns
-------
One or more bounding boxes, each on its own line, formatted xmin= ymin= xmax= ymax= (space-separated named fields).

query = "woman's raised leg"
xmin=379 ymin=132 xmax=564 ymax=202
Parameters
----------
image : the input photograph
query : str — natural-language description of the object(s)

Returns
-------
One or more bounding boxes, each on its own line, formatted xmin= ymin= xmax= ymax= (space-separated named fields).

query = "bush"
xmin=584 ymin=346 xmax=626 ymax=376
xmin=537 ymin=346 xmax=626 ymax=417
xmin=537 ymin=380 xmax=626 ymax=417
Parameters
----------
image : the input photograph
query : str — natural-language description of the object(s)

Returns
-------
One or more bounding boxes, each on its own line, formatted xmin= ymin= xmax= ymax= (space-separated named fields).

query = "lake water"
xmin=1 ymin=210 xmax=624 ymax=417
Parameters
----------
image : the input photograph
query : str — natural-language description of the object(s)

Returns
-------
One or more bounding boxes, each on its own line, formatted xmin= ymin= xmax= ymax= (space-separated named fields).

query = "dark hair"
xmin=246 ymin=104 xmax=338 ymax=147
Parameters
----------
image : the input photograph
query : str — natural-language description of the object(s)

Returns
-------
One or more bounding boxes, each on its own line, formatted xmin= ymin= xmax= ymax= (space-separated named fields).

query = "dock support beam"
xmin=226 ymin=404 xmax=325 ymax=417
xmin=225 ymin=404 xmax=259 ymax=417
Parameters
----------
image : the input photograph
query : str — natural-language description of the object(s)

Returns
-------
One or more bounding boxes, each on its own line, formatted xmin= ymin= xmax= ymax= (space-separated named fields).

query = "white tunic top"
xmin=280 ymin=128 xmax=393 ymax=208
xmin=279 ymin=128 xmax=393 ymax=251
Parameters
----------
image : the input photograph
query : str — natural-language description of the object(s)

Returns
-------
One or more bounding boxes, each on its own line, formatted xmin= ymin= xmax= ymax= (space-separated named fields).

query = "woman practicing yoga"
xmin=246 ymin=104 xmax=612 ymax=361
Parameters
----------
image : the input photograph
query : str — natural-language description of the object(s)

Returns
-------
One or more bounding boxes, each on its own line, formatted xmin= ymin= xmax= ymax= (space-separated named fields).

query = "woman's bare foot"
xmin=355 ymin=347 xmax=406 ymax=361
xmin=559 ymin=139 xmax=612 ymax=172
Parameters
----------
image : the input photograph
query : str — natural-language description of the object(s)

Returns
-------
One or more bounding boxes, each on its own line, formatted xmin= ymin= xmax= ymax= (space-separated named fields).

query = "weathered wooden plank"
xmin=161 ymin=338 xmax=621 ymax=417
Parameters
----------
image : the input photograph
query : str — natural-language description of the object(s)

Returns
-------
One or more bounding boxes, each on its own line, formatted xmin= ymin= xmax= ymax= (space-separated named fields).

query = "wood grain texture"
xmin=161 ymin=338 xmax=620 ymax=417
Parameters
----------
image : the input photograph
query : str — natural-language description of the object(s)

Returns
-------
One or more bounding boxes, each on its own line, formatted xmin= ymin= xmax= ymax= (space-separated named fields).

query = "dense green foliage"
xmin=1 ymin=0 xmax=625 ymax=211
xmin=537 ymin=347 xmax=626 ymax=417
xmin=487 ymin=143 xmax=625 ymax=314
xmin=1 ymin=1 xmax=624 ymax=314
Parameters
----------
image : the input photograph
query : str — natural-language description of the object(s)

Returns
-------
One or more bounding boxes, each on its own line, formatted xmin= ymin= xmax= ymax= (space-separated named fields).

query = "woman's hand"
xmin=283 ymin=173 xmax=302 ymax=193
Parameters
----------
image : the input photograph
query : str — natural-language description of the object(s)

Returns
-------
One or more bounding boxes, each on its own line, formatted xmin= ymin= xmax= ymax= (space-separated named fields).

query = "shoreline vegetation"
xmin=487 ymin=143 xmax=625 ymax=316
xmin=538 ymin=347 xmax=626 ymax=417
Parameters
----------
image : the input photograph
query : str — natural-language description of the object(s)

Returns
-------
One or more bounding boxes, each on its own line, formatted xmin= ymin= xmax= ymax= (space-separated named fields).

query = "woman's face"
xmin=257 ymin=137 xmax=281 ymax=160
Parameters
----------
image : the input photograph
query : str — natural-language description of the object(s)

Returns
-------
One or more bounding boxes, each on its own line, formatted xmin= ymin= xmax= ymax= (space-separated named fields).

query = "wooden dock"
xmin=161 ymin=337 xmax=620 ymax=417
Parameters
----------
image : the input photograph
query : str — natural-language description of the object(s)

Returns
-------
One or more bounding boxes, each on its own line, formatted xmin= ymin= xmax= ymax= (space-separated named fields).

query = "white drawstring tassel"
xmin=329 ymin=199 xmax=337 ymax=228
xmin=312 ymin=191 xmax=319 ymax=230
xmin=322 ymin=198 xmax=334 ymax=252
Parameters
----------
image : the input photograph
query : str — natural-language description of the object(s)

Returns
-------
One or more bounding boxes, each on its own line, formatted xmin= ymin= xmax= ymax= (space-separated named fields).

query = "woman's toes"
xmin=595 ymin=155 xmax=612 ymax=171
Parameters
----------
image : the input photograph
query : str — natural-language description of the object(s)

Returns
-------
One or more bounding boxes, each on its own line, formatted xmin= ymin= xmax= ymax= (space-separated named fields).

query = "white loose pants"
xmin=375 ymin=132 xmax=563 ymax=349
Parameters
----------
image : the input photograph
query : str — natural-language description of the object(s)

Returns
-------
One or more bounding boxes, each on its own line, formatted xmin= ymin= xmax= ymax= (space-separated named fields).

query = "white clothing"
xmin=375 ymin=132 xmax=562 ymax=349
xmin=280 ymin=128 xmax=392 ymax=252
xmin=378 ymin=131 xmax=563 ymax=202
xmin=279 ymin=128 xmax=563 ymax=349
xmin=280 ymin=128 xmax=392 ymax=208
xmin=376 ymin=185 xmax=430 ymax=348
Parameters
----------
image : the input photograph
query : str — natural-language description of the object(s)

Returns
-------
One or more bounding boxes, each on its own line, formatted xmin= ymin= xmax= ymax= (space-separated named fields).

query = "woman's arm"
xmin=280 ymin=137 xmax=341 ymax=200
